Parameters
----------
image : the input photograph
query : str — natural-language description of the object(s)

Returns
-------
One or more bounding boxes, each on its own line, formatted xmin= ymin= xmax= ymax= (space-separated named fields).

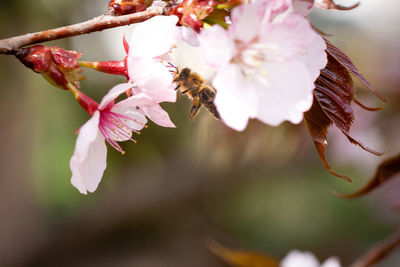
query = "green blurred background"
xmin=1 ymin=0 xmax=400 ymax=266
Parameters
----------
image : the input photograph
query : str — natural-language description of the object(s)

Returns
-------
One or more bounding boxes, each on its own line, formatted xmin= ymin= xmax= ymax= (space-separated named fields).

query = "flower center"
xmin=233 ymin=40 xmax=271 ymax=87
xmin=98 ymin=110 xmax=143 ymax=154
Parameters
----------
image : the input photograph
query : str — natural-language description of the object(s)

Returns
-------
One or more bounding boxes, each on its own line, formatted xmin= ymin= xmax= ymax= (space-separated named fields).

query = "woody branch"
xmin=0 ymin=7 xmax=164 ymax=55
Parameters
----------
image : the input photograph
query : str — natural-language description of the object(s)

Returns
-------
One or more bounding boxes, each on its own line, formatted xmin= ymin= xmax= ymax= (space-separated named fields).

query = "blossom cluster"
xmin=17 ymin=0 xmax=364 ymax=194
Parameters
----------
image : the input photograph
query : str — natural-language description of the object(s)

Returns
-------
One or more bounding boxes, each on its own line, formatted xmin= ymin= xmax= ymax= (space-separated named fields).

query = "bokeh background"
xmin=1 ymin=0 xmax=400 ymax=266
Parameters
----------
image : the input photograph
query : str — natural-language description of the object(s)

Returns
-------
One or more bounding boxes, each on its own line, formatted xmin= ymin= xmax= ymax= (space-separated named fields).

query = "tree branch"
xmin=0 ymin=7 xmax=163 ymax=55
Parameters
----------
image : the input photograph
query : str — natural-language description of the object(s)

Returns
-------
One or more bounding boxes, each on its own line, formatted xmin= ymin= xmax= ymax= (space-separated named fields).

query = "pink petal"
xmin=141 ymin=104 xmax=176 ymax=128
xmin=70 ymin=111 xmax=107 ymax=194
xmin=198 ymin=25 xmax=236 ymax=70
xmin=295 ymin=34 xmax=327 ymax=81
xmin=180 ymin=26 xmax=200 ymax=46
xmin=230 ymin=2 xmax=265 ymax=43
xmin=99 ymin=83 xmax=134 ymax=110
xmin=128 ymin=57 xmax=176 ymax=103
xmin=255 ymin=60 xmax=314 ymax=126
xmin=129 ymin=15 xmax=180 ymax=59
xmin=213 ymin=65 xmax=258 ymax=131
xmin=291 ymin=0 xmax=315 ymax=15
xmin=259 ymin=13 xmax=317 ymax=61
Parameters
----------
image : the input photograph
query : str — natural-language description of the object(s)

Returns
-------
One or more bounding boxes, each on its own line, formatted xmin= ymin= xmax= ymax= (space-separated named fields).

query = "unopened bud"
xmin=108 ymin=0 xmax=149 ymax=15
xmin=16 ymin=45 xmax=85 ymax=90
xmin=165 ymin=0 xmax=217 ymax=33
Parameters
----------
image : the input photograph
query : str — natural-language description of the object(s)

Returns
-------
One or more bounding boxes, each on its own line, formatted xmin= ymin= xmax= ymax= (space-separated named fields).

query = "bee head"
xmin=175 ymin=68 xmax=191 ymax=81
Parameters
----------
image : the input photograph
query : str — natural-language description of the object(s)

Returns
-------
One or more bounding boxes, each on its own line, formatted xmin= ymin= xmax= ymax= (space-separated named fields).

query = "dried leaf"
xmin=351 ymin=228 xmax=400 ymax=267
xmin=324 ymin=37 xmax=387 ymax=102
xmin=334 ymin=154 xmax=400 ymax=199
xmin=305 ymin=49 xmax=382 ymax=181
xmin=206 ymin=239 xmax=279 ymax=267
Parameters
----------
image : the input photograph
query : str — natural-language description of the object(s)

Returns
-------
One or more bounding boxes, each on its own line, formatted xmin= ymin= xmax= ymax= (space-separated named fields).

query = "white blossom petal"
xmin=280 ymin=250 xmax=320 ymax=267
xmin=129 ymin=15 xmax=180 ymax=58
xmin=99 ymin=83 xmax=134 ymax=110
xmin=230 ymin=2 xmax=265 ymax=43
xmin=199 ymin=25 xmax=236 ymax=70
xmin=213 ymin=65 xmax=258 ymax=131
xmin=128 ymin=57 xmax=176 ymax=103
xmin=141 ymin=104 xmax=176 ymax=128
xmin=180 ymin=26 xmax=200 ymax=46
xmin=259 ymin=14 xmax=317 ymax=61
xmin=255 ymin=60 xmax=314 ymax=126
xmin=321 ymin=257 xmax=341 ymax=267
xmin=70 ymin=111 xmax=107 ymax=194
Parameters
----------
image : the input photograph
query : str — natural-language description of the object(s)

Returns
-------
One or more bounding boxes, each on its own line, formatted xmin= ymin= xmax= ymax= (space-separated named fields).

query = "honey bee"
xmin=172 ymin=67 xmax=220 ymax=119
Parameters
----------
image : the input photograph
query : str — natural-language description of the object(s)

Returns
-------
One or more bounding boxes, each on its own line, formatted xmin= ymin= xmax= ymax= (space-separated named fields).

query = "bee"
xmin=172 ymin=67 xmax=220 ymax=119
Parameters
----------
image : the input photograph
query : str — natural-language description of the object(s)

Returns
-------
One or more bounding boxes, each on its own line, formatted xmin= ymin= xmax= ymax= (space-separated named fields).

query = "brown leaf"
xmin=324 ymin=37 xmax=387 ymax=102
xmin=305 ymin=45 xmax=383 ymax=181
xmin=350 ymin=228 xmax=400 ymax=267
xmin=334 ymin=154 xmax=400 ymax=199
xmin=206 ymin=239 xmax=279 ymax=267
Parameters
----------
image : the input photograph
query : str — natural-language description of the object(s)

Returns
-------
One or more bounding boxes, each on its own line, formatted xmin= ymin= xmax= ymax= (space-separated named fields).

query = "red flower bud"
xmin=166 ymin=0 xmax=217 ymax=32
xmin=16 ymin=45 xmax=85 ymax=90
xmin=108 ymin=0 xmax=148 ymax=15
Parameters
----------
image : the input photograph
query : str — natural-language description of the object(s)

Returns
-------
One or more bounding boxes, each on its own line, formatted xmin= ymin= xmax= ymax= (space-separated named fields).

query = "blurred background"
xmin=0 ymin=0 xmax=400 ymax=266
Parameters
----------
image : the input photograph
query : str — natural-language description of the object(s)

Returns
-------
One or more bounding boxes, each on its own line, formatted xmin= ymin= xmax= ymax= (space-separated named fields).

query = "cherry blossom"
xmin=198 ymin=0 xmax=327 ymax=131
xmin=281 ymin=250 xmax=341 ymax=267
xmin=69 ymin=83 xmax=167 ymax=194
xmin=124 ymin=15 xmax=180 ymax=126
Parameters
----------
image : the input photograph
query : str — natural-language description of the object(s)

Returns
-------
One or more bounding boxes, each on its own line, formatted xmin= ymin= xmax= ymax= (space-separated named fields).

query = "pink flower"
xmin=69 ymin=83 xmax=162 ymax=194
xmin=127 ymin=15 xmax=180 ymax=101
xmin=281 ymin=250 xmax=341 ymax=267
xmin=198 ymin=0 xmax=327 ymax=131
xmin=124 ymin=15 xmax=181 ymax=127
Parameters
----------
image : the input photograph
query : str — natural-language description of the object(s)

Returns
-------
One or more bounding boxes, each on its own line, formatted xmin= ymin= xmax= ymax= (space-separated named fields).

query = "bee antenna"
xmin=167 ymin=62 xmax=179 ymax=73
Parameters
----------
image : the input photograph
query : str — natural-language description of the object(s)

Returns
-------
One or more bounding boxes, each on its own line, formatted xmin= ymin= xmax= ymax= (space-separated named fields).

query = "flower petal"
xmin=281 ymin=250 xmax=320 ymax=267
xmin=141 ymin=104 xmax=176 ymax=128
xmin=128 ymin=57 xmax=176 ymax=103
xmin=255 ymin=60 xmax=314 ymax=126
xmin=230 ymin=2 xmax=265 ymax=43
xmin=70 ymin=111 xmax=107 ymax=194
xmin=295 ymin=34 xmax=327 ymax=81
xmin=198 ymin=25 xmax=236 ymax=70
xmin=291 ymin=0 xmax=315 ymax=15
xmin=180 ymin=26 xmax=200 ymax=46
xmin=259 ymin=14 xmax=317 ymax=61
xmin=99 ymin=83 xmax=134 ymax=110
xmin=129 ymin=15 xmax=180 ymax=58
xmin=213 ymin=65 xmax=258 ymax=131
xmin=321 ymin=257 xmax=341 ymax=267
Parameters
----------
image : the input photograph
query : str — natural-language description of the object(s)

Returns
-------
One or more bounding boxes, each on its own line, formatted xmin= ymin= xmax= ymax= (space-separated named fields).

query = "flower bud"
xmin=165 ymin=0 xmax=217 ymax=32
xmin=108 ymin=0 xmax=148 ymax=15
xmin=16 ymin=45 xmax=85 ymax=90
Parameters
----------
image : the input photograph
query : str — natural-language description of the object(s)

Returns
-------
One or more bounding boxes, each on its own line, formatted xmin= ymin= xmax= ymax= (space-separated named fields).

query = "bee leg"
xmin=189 ymin=98 xmax=201 ymax=119
xmin=175 ymin=84 xmax=181 ymax=91
xmin=179 ymin=88 xmax=190 ymax=96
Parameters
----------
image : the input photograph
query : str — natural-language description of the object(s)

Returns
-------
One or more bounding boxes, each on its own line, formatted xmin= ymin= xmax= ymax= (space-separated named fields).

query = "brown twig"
xmin=351 ymin=228 xmax=400 ymax=267
xmin=0 ymin=7 xmax=164 ymax=55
